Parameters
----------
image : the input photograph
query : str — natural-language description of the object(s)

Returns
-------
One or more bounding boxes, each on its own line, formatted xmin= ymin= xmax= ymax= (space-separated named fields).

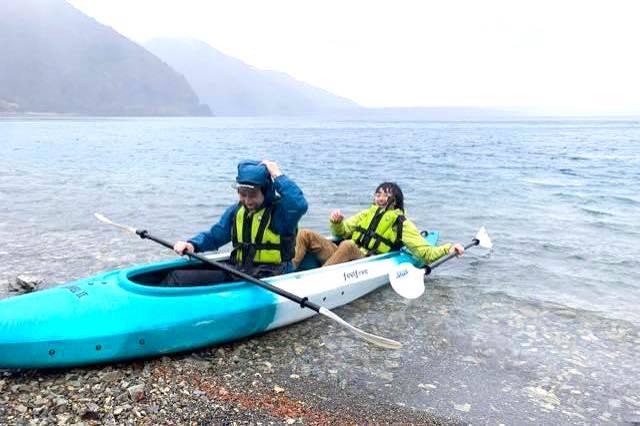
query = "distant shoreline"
xmin=1 ymin=112 xmax=639 ymax=121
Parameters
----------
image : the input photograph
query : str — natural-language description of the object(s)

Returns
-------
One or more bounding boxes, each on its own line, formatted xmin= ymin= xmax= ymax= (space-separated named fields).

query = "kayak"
xmin=0 ymin=232 xmax=439 ymax=369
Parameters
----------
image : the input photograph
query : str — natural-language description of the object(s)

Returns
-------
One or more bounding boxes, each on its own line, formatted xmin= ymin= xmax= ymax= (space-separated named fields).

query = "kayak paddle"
xmin=389 ymin=227 xmax=493 ymax=299
xmin=95 ymin=213 xmax=402 ymax=349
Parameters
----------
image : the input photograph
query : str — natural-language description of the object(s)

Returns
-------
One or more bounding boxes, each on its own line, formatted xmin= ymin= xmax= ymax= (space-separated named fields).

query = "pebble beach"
xmin=3 ymin=281 xmax=640 ymax=425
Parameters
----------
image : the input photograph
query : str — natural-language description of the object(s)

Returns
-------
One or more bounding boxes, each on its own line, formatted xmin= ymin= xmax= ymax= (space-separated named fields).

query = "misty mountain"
xmin=144 ymin=38 xmax=360 ymax=116
xmin=0 ymin=0 xmax=210 ymax=116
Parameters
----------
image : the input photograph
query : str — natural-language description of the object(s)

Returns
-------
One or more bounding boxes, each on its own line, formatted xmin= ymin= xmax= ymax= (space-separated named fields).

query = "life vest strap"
xmin=354 ymin=211 xmax=405 ymax=255
xmin=231 ymin=203 xmax=295 ymax=266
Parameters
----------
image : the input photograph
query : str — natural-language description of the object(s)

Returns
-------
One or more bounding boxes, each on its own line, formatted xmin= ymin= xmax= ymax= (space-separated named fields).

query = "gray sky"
xmin=68 ymin=0 xmax=640 ymax=115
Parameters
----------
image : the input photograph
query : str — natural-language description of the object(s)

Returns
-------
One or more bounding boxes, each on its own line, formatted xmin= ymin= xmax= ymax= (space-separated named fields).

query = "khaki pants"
xmin=292 ymin=229 xmax=364 ymax=269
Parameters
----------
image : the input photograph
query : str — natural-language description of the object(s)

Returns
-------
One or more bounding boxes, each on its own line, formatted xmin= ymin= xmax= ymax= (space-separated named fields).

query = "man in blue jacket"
xmin=164 ymin=160 xmax=308 ymax=286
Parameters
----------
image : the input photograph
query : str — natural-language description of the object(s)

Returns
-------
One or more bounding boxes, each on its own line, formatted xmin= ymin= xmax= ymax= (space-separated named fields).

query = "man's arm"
xmin=188 ymin=204 xmax=236 ymax=252
xmin=271 ymin=175 xmax=308 ymax=235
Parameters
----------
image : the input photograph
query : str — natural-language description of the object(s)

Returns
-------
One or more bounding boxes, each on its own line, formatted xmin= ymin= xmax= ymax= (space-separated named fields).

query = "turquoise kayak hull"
xmin=0 ymin=232 xmax=439 ymax=369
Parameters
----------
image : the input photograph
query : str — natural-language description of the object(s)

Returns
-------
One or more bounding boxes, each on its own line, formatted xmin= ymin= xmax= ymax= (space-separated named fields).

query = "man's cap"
xmin=236 ymin=160 xmax=269 ymax=188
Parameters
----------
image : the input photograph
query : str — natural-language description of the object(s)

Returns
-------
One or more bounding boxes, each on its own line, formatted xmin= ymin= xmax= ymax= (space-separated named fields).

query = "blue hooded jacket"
xmin=188 ymin=161 xmax=308 ymax=265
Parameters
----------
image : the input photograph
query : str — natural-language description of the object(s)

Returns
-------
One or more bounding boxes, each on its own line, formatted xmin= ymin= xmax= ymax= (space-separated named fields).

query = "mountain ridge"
xmin=0 ymin=0 xmax=210 ymax=116
xmin=144 ymin=37 xmax=360 ymax=116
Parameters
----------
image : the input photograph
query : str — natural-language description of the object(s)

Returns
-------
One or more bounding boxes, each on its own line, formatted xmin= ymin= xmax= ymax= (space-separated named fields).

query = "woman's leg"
xmin=292 ymin=229 xmax=338 ymax=268
xmin=322 ymin=240 xmax=364 ymax=266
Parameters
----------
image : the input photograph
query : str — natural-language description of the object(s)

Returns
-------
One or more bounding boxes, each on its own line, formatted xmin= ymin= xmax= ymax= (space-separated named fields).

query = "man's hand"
xmin=174 ymin=241 xmax=195 ymax=255
xmin=261 ymin=160 xmax=283 ymax=179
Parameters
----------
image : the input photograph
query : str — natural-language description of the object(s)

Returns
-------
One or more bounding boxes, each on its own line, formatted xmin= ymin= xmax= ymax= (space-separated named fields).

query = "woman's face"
xmin=374 ymin=188 xmax=392 ymax=208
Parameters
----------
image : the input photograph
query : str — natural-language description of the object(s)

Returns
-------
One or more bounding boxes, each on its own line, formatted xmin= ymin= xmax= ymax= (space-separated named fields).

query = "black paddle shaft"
xmin=135 ymin=230 xmax=322 ymax=313
xmin=424 ymin=238 xmax=480 ymax=275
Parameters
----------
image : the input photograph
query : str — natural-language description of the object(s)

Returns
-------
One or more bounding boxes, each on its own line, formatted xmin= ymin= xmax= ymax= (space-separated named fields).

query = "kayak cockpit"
xmin=126 ymin=252 xmax=322 ymax=287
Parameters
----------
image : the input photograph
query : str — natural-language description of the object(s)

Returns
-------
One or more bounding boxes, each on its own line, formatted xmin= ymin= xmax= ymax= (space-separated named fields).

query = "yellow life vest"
xmin=231 ymin=203 xmax=295 ymax=266
xmin=351 ymin=205 xmax=405 ymax=255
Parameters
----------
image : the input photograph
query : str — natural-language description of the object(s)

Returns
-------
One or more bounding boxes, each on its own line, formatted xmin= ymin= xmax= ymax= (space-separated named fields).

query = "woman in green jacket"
xmin=292 ymin=182 xmax=464 ymax=268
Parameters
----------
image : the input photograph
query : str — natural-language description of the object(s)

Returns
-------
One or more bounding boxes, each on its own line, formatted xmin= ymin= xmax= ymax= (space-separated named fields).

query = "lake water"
xmin=2 ymin=117 xmax=639 ymax=423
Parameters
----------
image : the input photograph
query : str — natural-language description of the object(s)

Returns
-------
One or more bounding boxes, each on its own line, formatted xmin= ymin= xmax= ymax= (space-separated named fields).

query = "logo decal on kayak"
xmin=66 ymin=285 xmax=88 ymax=299
xmin=343 ymin=268 xmax=369 ymax=281
xmin=395 ymin=269 xmax=408 ymax=279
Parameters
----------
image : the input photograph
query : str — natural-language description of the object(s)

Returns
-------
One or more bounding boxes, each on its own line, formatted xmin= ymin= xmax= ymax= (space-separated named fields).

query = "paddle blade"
xmin=389 ymin=263 xmax=426 ymax=299
xmin=319 ymin=307 xmax=402 ymax=349
xmin=94 ymin=213 xmax=137 ymax=234
xmin=475 ymin=226 xmax=493 ymax=249
xmin=94 ymin=213 xmax=112 ymax=225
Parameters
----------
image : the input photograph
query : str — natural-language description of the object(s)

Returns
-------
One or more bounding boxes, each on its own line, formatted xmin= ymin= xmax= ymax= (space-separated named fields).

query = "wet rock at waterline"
xmin=9 ymin=275 xmax=45 ymax=294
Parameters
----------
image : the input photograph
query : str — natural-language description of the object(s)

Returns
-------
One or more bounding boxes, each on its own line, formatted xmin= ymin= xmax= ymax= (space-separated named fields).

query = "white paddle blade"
xmin=475 ymin=226 xmax=493 ymax=249
xmin=319 ymin=307 xmax=402 ymax=349
xmin=94 ymin=213 xmax=137 ymax=234
xmin=389 ymin=263 xmax=426 ymax=299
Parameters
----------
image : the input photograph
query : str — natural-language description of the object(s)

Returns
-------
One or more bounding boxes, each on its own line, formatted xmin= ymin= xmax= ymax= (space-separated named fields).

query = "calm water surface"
xmin=1 ymin=117 xmax=639 ymax=423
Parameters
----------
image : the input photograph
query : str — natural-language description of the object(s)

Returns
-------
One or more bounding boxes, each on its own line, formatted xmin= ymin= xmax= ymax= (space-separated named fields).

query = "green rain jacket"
xmin=329 ymin=205 xmax=452 ymax=264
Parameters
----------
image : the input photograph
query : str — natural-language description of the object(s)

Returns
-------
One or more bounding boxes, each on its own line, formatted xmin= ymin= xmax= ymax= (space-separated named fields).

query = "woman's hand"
xmin=448 ymin=243 xmax=465 ymax=256
xmin=330 ymin=209 xmax=344 ymax=223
